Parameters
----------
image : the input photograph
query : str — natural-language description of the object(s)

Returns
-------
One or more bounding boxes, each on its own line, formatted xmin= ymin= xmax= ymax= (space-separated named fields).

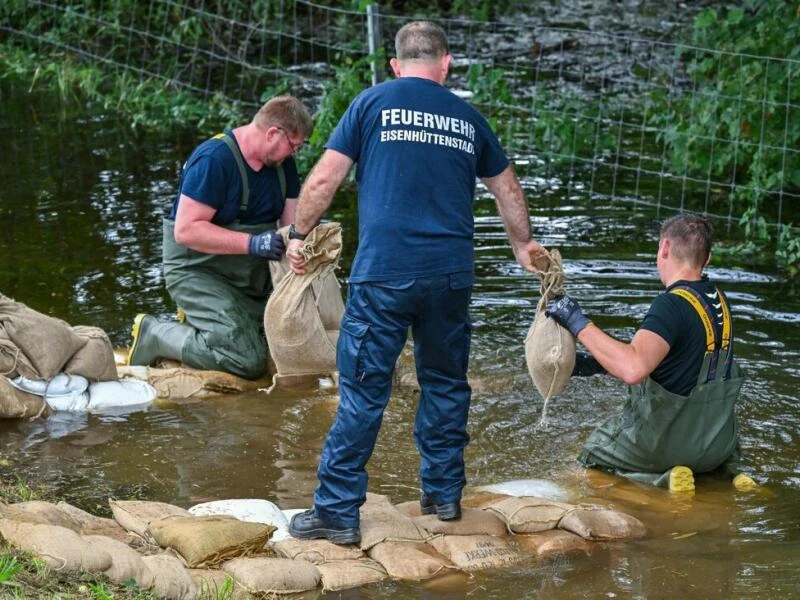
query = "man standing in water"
xmin=286 ymin=21 xmax=547 ymax=544
xmin=547 ymin=213 xmax=757 ymax=492
xmin=127 ymin=96 xmax=313 ymax=379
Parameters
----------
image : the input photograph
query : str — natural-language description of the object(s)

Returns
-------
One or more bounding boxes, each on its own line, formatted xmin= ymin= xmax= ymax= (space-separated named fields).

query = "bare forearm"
xmin=174 ymin=220 xmax=250 ymax=254
xmin=294 ymin=149 xmax=352 ymax=234
xmin=483 ymin=166 xmax=532 ymax=251
xmin=577 ymin=326 xmax=668 ymax=385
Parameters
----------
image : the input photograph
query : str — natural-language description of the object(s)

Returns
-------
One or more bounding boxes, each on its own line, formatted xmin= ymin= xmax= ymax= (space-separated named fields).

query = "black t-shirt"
xmin=639 ymin=277 xmax=730 ymax=396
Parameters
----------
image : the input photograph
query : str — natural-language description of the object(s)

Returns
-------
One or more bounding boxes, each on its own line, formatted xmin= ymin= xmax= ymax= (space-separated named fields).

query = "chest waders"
xmin=161 ymin=133 xmax=286 ymax=379
xmin=578 ymin=285 xmax=743 ymax=484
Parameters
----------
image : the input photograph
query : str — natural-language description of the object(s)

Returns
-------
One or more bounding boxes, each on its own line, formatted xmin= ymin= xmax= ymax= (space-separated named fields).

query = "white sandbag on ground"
xmin=473 ymin=478 xmax=570 ymax=502
xmin=9 ymin=373 xmax=156 ymax=413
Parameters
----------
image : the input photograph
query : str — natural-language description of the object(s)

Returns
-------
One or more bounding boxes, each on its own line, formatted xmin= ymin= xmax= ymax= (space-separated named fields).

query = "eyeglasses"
xmin=278 ymin=128 xmax=302 ymax=155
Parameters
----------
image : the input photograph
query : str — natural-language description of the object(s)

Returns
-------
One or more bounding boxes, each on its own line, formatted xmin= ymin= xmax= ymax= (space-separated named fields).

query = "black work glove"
xmin=248 ymin=231 xmax=285 ymax=260
xmin=545 ymin=295 xmax=592 ymax=337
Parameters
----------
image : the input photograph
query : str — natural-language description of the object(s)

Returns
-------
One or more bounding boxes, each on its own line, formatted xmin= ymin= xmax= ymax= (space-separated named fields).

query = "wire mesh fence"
xmin=2 ymin=0 xmax=798 ymax=244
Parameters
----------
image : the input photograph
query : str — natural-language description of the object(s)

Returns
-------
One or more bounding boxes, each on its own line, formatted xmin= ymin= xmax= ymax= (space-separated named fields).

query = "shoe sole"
xmin=126 ymin=313 xmax=148 ymax=366
xmin=669 ymin=465 xmax=695 ymax=493
xmin=289 ymin=525 xmax=360 ymax=545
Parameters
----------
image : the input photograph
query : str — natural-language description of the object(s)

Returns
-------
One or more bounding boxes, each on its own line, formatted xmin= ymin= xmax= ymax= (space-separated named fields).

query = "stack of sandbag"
xmin=0 ymin=294 xmax=119 ymax=418
xmin=524 ymin=249 xmax=576 ymax=424
xmin=0 ymin=485 xmax=647 ymax=598
xmin=264 ymin=222 xmax=345 ymax=392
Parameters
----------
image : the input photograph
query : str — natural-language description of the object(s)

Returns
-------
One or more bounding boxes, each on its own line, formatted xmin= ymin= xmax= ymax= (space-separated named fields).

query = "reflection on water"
xmin=1 ymin=79 xmax=800 ymax=598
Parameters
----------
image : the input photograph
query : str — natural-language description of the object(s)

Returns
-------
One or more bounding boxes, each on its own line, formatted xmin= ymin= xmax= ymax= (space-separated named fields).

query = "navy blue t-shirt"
xmin=640 ymin=277 xmax=732 ymax=396
xmin=169 ymin=130 xmax=300 ymax=226
xmin=326 ymin=77 xmax=510 ymax=282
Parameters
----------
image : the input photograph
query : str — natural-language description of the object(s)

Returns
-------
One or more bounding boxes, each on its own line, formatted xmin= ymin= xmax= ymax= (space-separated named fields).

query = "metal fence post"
xmin=367 ymin=4 xmax=384 ymax=86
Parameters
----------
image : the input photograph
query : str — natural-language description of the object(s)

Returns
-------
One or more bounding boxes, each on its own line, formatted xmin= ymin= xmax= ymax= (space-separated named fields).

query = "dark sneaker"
xmin=288 ymin=509 xmax=361 ymax=545
xmin=420 ymin=493 xmax=461 ymax=521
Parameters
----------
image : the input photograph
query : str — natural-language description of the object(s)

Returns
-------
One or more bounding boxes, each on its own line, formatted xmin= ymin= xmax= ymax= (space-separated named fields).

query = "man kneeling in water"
xmin=546 ymin=213 xmax=757 ymax=492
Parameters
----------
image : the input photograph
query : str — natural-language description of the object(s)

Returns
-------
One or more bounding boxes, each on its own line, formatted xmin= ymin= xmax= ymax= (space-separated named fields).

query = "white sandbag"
xmin=10 ymin=373 xmax=89 ymax=396
xmin=473 ymin=479 xmax=570 ymax=502
xmin=86 ymin=378 xmax=157 ymax=412
xmin=188 ymin=499 xmax=290 ymax=543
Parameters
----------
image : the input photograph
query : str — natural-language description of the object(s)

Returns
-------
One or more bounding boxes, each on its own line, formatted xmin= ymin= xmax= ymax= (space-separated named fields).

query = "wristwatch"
xmin=288 ymin=224 xmax=308 ymax=241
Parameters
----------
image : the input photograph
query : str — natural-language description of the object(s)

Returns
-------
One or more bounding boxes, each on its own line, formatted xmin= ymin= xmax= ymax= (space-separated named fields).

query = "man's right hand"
xmin=545 ymin=295 xmax=592 ymax=337
xmin=287 ymin=238 xmax=306 ymax=274
xmin=248 ymin=231 xmax=285 ymax=260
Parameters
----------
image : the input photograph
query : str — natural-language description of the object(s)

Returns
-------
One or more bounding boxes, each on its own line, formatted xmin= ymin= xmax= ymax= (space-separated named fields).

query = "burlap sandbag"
xmin=84 ymin=534 xmax=155 ymax=587
xmin=56 ymin=501 xmax=133 ymax=543
xmin=147 ymin=514 xmax=274 ymax=568
xmin=0 ymin=519 xmax=112 ymax=573
xmin=486 ymin=496 xmax=575 ymax=534
xmin=273 ymin=538 xmax=364 ymax=564
xmin=0 ymin=293 xmax=87 ymax=380
xmin=189 ymin=569 xmax=248 ymax=600
xmin=109 ymin=499 xmax=191 ymax=542
xmin=412 ymin=508 xmax=508 ymax=537
xmin=63 ymin=325 xmax=118 ymax=381
xmin=513 ymin=529 xmax=592 ymax=559
xmin=117 ymin=365 xmax=263 ymax=399
xmin=558 ymin=508 xmax=646 ymax=540
xmin=142 ymin=553 xmax=199 ymax=600
xmin=359 ymin=493 xmax=428 ymax=551
xmin=0 ymin=500 xmax=80 ymax=530
xmin=0 ymin=374 xmax=48 ymax=419
xmin=524 ymin=249 xmax=576 ymax=424
xmin=427 ymin=534 xmax=522 ymax=571
xmin=264 ymin=223 xmax=345 ymax=391
xmin=222 ymin=557 xmax=321 ymax=594
xmin=367 ymin=541 xmax=457 ymax=581
xmin=316 ymin=558 xmax=388 ymax=591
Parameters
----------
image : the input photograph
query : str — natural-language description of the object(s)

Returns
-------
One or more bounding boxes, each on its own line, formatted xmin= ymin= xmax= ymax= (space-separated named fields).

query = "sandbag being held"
xmin=264 ymin=223 xmax=345 ymax=391
xmin=524 ymin=249 xmax=576 ymax=424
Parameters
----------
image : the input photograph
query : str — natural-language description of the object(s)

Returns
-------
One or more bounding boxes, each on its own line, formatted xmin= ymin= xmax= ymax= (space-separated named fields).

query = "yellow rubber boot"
xmin=733 ymin=473 xmax=758 ymax=491
xmin=668 ymin=465 xmax=695 ymax=493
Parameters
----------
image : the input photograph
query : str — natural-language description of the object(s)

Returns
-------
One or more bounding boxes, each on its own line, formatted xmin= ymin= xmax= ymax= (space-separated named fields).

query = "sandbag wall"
xmin=0 ymin=491 xmax=645 ymax=599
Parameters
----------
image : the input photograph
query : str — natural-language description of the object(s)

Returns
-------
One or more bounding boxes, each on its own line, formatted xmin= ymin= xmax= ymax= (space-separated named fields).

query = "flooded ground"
xmin=1 ymin=63 xmax=800 ymax=599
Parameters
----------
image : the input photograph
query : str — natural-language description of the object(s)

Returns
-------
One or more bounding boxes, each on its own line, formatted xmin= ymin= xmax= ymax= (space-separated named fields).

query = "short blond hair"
xmin=253 ymin=95 xmax=313 ymax=138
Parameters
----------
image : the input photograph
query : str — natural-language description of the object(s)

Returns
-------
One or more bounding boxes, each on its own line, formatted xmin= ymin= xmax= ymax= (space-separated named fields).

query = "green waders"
xmin=161 ymin=133 xmax=285 ymax=380
xmin=578 ymin=285 xmax=745 ymax=487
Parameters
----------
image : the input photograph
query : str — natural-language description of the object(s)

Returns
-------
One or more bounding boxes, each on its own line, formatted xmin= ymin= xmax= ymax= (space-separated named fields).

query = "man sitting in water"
xmin=546 ymin=213 xmax=757 ymax=492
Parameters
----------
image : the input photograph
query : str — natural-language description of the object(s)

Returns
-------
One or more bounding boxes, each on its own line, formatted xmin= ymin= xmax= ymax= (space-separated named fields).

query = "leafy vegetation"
xmin=655 ymin=0 xmax=800 ymax=272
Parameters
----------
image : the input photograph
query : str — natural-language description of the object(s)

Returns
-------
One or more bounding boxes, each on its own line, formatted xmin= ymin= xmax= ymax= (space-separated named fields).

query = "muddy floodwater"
xmin=1 ymin=70 xmax=800 ymax=599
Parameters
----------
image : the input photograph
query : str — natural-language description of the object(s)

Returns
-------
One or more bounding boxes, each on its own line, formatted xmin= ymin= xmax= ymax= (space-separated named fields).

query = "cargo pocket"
xmin=337 ymin=314 xmax=370 ymax=383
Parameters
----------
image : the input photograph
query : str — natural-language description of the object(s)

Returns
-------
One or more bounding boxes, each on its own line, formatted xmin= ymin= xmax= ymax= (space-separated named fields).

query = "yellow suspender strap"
xmin=670 ymin=288 xmax=716 ymax=352
xmin=717 ymin=290 xmax=732 ymax=350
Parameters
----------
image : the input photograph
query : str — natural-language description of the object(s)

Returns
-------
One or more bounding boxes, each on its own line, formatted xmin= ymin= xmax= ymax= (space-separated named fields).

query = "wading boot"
xmin=126 ymin=313 xmax=192 ymax=366
xmin=288 ymin=509 xmax=360 ymax=545
xmin=420 ymin=492 xmax=461 ymax=521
